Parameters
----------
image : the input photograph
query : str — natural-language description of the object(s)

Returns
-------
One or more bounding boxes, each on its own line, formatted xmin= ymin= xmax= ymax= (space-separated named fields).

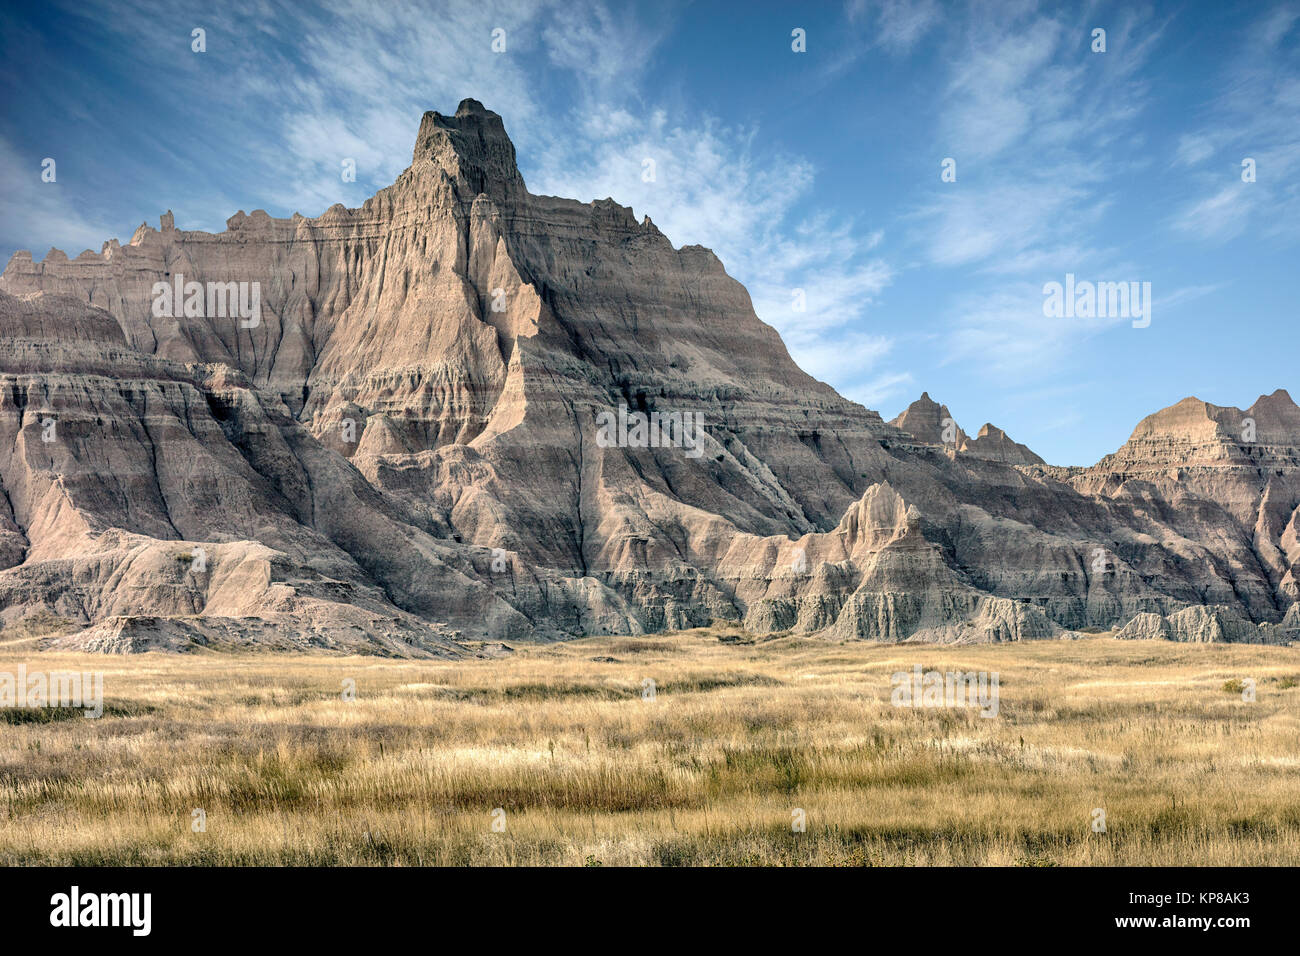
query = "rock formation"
xmin=889 ymin=394 xmax=1044 ymax=466
xmin=1 ymin=99 xmax=1295 ymax=653
xmin=1115 ymin=605 xmax=1294 ymax=644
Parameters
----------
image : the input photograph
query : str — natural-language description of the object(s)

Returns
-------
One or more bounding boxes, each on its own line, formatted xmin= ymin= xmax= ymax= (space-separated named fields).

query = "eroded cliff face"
xmin=1 ymin=99 xmax=1296 ymax=652
xmin=1064 ymin=392 xmax=1300 ymax=611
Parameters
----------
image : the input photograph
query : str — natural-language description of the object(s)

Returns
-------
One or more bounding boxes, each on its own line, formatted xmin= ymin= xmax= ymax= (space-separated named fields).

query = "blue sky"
xmin=1 ymin=0 xmax=1296 ymax=465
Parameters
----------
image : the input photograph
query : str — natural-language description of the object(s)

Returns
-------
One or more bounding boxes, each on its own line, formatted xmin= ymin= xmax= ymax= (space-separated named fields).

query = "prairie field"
xmin=2 ymin=628 xmax=1299 ymax=866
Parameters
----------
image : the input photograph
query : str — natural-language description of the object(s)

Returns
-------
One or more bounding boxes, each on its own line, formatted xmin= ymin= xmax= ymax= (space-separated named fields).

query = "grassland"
xmin=2 ymin=628 xmax=1299 ymax=866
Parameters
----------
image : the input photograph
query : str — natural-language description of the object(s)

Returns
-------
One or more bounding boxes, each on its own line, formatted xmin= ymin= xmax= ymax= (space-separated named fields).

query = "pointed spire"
xmin=411 ymin=101 xmax=526 ymax=202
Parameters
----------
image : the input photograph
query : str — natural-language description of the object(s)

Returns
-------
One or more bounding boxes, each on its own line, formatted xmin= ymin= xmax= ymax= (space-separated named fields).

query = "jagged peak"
xmin=896 ymin=391 xmax=940 ymax=414
xmin=835 ymin=481 xmax=923 ymax=551
xmin=838 ymin=480 xmax=903 ymax=525
xmin=963 ymin=422 xmax=1045 ymax=466
xmin=3 ymin=250 xmax=34 ymax=273
xmin=869 ymin=478 xmax=898 ymax=499
xmin=412 ymin=100 xmax=525 ymax=201
xmin=1246 ymin=388 xmax=1300 ymax=437
xmin=888 ymin=396 xmax=1044 ymax=464
xmin=889 ymin=392 xmax=964 ymax=444
xmin=1249 ymin=388 xmax=1298 ymax=414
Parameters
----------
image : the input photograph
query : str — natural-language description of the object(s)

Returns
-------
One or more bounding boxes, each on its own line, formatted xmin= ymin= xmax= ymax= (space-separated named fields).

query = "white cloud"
xmin=528 ymin=96 xmax=898 ymax=403
xmin=846 ymin=370 xmax=915 ymax=409
xmin=917 ymin=180 xmax=1099 ymax=270
xmin=912 ymin=4 xmax=1163 ymax=278
xmin=542 ymin=0 xmax=669 ymax=89
xmin=0 ymin=137 xmax=116 ymax=260
xmin=1175 ymin=133 xmax=1217 ymax=167
xmin=846 ymin=0 xmax=942 ymax=54
xmin=1170 ymin=7 xmax=1300 ymax=243
xmin=1157 ymin=282 xmax=1227 ymax=312
xmin=1173 ymin=184 xmax=1258 ymax=241
xmin=891 ymin=3 xmax=1172 ymax=380
xmin=942 ymin=18 xmax=1065 ymax=161
xmin=939 ymin=280 xmax=1133 ymax=378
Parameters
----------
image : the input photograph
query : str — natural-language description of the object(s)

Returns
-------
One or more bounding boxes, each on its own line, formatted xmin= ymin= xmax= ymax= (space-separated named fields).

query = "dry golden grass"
xmin=2 ymin=630 xmax=1299 ymax=866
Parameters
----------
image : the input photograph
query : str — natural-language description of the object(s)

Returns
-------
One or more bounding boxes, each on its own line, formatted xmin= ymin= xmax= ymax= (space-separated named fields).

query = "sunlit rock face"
xmin=2 ymin=101 xmax=1296 ymax=652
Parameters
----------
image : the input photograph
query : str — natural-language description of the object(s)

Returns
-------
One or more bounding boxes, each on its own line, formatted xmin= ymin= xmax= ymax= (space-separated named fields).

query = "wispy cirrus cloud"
xmin=846 ymin=0 xmax=942 ymax=54
xmin=531 ymin=107 xmax=897 ymax=398
xmin=894 ymin=3 xmax=1169 ymax=382
xmin=0 ymin=137 xmax=116 ymax=259
xmin=917 ymin=6 xmax=1163 ymax=271
xmin=1170 ymin=6 xmax=1300 ymax=242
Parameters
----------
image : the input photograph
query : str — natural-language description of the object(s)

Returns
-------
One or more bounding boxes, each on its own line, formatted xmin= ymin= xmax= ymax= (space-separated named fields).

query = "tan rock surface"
xmin=1 ymin=100 xmax=1295 ymax=651
xmin=1114 ymin=605 xmax=1290 ymax=644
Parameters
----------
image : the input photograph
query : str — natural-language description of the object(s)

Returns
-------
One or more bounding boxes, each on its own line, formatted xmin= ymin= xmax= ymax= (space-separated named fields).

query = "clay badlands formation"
xmin=1 ymin=100 xmax=1297 ymax=655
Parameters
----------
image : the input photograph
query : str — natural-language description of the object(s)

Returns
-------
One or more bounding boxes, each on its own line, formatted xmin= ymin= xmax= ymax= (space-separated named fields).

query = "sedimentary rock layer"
xmin=1 ymin=100 xmax=1295 ymax=652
